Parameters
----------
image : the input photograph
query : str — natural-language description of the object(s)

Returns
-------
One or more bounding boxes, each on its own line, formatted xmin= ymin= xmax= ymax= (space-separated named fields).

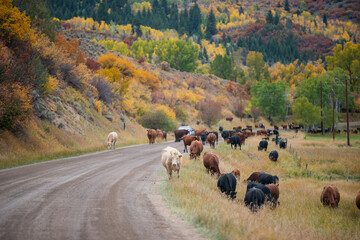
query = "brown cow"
xmin=233 ymin=126 xmax=242 ymax=130
xmin=255 ymin=124 xmax=259 ymax=128
xmin=162 ymin=131 xmax=167 ymax=141
xmin=246 ymin=125 xmax=252 ymax=129
xmin=266 ymin=184 xmax=280 ymax=202
xmin=156 ymin=129 xmax=164 ymax=142
xmin=320 ymin=185 xmax=340 ymax=208
xmin=194 ymin=128 xmax=208 ymax=137
xmin=174 ymin=129 xmax=189 ymax=142
xmin=231 ymin=169 xmax=240 ymax=179
xmin=243 ymin=130 xmax=252 ymax=138
xmin=257 ymin=129 xmax=268 ymax=136
xmin=226 ymin=117 xmax=233 ymax=122
xmin=274 ymin=125 xmax=279 ymax=130
xmin=246 ymin=171 xmax=264 ymax=182
xmin=282 ymin=124 xmax=287 ymax=130
xmin=147 ymin=129 xmax=157 ymax=144
xmin=183 ymin=135 xmax=198 ymax=153
xmin=356 ymin=191 xmax=360 ymax=210
xmin=196 ymin=120 xmax=200 ymax=125
xmin=203 ymin=152 xmax=221 ymax=177
xmin=190 ymin=140 xmax=203 ymax=160
xmin=206 ymin=133 xmax=217 ymax=149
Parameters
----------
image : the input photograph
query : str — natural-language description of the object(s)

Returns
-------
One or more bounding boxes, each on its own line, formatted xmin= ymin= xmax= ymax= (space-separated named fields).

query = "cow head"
xmin=171 ymin=151 xmax=182 ymax=169
xmin=107 ymin=141 xmax=112 ymax=149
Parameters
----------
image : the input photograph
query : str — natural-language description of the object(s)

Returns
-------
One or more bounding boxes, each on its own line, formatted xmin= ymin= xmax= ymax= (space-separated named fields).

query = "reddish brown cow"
xmin=174 ymin=129 xmax=189 ymax=142
xmin=255 ymin=124 xmax=259 ymax=128
xmin=226 ymin=117 xmax=233 ymax=122
xmin=274 ymin=125 xmax=279 ymax=130
xmin=231 ymin=169 xmax=240 ymax=179
xmin=196 ymin=120 xmax=200 ymax=125
xmin=321 ymin=185 xmax=340 ymax=208
xmin=246 ymin=171 xmax=264 ymax=182
xmin=194 ymin=128 xmax=208 ymax=137
xmin=356 ymin=191 xmax=360 ymax=210
xmin=282 ymin=124 xmax=287 ymax=130
xmin=183 ymin=135 xmax=198 ymax=153
xmin=257 ymin=129 xmax=268 ymax=136
xmin=243 ymin=130 xmax=252 ymax=138
xmin=233 ymin=126 xmax=242 ymax=130
xmin=251 ymin=132 xmax=256 ymax=136
xmin=203 ymin=152 xmax=221 ymax=177
xmin=147 ymin=129 xmax=157 ymax=144
xmin=267 ymin=184 xmax=280 ymax=202
xmin=190 ymin=140 xmax=203 ymax=160
xmin=207 ymin=133 xmax=217 ymax=149
xmin=246 ymin=125 xmax=252 ymax=129
xmin=162 ymin=131 xmax=167 ymax=141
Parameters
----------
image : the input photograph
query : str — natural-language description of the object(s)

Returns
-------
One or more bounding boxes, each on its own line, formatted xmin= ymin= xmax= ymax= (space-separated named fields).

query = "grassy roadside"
xmin=160 ymin=131 xmax=360 ymax=240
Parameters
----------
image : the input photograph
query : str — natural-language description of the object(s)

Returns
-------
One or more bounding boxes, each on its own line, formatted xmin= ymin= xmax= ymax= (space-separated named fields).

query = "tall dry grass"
xmin=161 ymin=130 xmax=360 ymax=240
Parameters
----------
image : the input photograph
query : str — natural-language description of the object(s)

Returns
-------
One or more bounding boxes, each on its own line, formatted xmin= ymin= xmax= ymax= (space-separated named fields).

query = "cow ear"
xmin=179 ymin=154 xmax=182 ymax=159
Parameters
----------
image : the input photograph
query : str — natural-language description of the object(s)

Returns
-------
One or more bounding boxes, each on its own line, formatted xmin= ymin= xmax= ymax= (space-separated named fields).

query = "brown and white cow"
xmin=190 ymin=140 xmax=203 ymax=160
xmin=107 ymin=132 xmax=118 ymax=150
xmin=161 ymin=146 xmax=183 ymax=180
xmin=320 ymin=185 xmax=340 ymax=208
xmin=203 ymin=152 xmax=221 ymax=177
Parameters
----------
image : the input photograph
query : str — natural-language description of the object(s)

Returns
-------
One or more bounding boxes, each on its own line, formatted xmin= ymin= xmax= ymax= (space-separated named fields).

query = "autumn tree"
xmin=246 ymin=51 xmax=270 ymax=82
xmin=198 ymin=99 xmax=222 ymax=127
xmin=326 ymin=42 xmax=360 ymax=91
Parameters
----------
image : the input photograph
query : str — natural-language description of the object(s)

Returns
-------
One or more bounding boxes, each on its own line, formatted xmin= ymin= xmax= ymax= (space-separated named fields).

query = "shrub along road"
xmin=0 ymin=141 xmax=204 ymax=240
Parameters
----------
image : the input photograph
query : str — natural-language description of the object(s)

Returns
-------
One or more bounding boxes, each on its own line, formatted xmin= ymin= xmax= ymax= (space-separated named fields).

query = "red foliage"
xmin=138 ymin=56 xmax=146 ymax=64
xmin=123 ymin=35 xmax=136 ymax=48
xmin=298 ymin=34 xmax=335 ymax=58
xmin=61 ymin=22 xmax=71 ymax=30
xmin=245 ymin=23 xmax=262 ymax=35
xmin=85 ymin=58 xmax=100 ymax=72
xmin=151 ymin=90 xmax=165 ymax=103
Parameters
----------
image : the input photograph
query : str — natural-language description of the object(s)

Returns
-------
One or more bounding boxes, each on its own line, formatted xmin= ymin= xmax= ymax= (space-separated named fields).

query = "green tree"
xmin=326 ymin=42 xmax=360 ymax=91
xmin=210 ymin=54 xmax=233 ymax=80
xmin=246 ymin=51 xmax=270 ymax=81
xmin=323 ymin=14 xmax=328 ymax=26
xmin=251 ymin=81 xmax=288 ymax=120
xmin=266 ymin=10 xmax=273 ymax=24
xmin=284 ymin=0 xmax=290 ymax=12
xmin=206 ymin=9 xmax=217 ymax=39
xmin=139 ymin=110 xmax=176 ymax=131
xmin=292 ymin=96 xmax=321 ymax=129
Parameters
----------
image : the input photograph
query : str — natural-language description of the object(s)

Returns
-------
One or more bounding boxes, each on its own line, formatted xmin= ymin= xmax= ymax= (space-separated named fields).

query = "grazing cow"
xmin=174 ymin=129 xmax=189 ymax=142
xmin=161 ymin=146 xmax=183 ymax=180
xmin=147 ymin=129 xmax=157 ymax=144
xmin=244 ymin=188 xmax=265 ymax=212
xmin=217 ymin=173 xmax=237 ymax=199
xmin=219 ymin=126 xmax=223 ymax=133
xmin=274 ymin=125 xmax=279 ymax=130
xmin=258 ymin=140 xmax=268 ymax=151
xmin=227 ymin=135 xmax=242 ymax=149
xmin=279 ymin=138 xmax=287 ymax=149
xmin=356 ymin=191 xmax=360 ymax=210
xmin=246 ymin=171 xmax=264 ymax=182
xmin=266 ymin=184 xmax=280 ymax=205
xmin=182 ymin=135 xmax=198 ymax=153
xmin=258 ymin=173 xmax=279 ymax=185
xmin=282 ymin=124 xmax=287 ymax=130
xmin=194 ymin=128 xmax=208 ymax=137
xmin=231 ymin=169 xmax=240 ymax=179
xmin=269 ymin=150 xmax=278 ymax=161
xmin=107 ymin=132 xmax=118 ymax=150
xmin=273 ymin=129 xmax=279 ymax=135
xmin=231 ymin=132 xmax=246 ymax=146
xmin=196 ymin=120 xmax=200 ymax=125
xmin=190 ymin=140 xmax=203 ymax=160
xmin=255 ymin=124 xmax=259 ymax=128
xmin=262 ymin=137 xmax=270 ymax=141
xmin=200 ymin=132 xmax=207 ymax=145
xmin=207 ymin=133 xmax=217 ymax=149
xmin=246 ymin=182 xmax=274 ymax=205
xmin=226 ymin=117 xmax=233 ymax=121
xmin=203 ymin=152 xmax=221 ymax=177
xmin=256 ymin=129 xmax=267 ymax=136
xmin=321 ymin=185 xmax=340 ymax=208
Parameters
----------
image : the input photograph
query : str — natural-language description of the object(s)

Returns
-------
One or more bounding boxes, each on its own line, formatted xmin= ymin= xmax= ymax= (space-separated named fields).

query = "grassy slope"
xmin=161 ymin=130 xmax=360 ymax=240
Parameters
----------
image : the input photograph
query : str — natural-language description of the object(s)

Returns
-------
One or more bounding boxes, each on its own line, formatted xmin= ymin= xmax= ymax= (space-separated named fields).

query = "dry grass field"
xmin=161 ymin=130 xmax=360 ymax=240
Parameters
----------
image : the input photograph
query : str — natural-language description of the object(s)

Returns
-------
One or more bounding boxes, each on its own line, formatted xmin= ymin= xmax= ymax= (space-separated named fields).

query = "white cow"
xmin=161 ymin=146 xmax=183 ymax=180
xmin=107 ymin=132 xmax=118 ymax=150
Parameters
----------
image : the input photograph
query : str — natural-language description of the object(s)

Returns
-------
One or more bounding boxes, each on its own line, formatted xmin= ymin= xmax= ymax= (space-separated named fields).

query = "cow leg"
xmin=167 ymin=170 xmax=173 ymax=180
xmin=176 ymin=169 xmax=180 ymax=178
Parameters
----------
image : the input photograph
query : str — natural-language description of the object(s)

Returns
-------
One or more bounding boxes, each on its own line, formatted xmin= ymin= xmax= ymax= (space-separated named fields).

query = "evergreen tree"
xmin=189 ymin=1 xmax=202 ymax=36
xmin=206 ymin=9 xmax=217 ymax=39
xmin=323 ymin=14 xmax=328 ymax=26
xmin=169 ymin=3 xmax=179 ymax=31
xmin=239 ymin=5 xmax=244 ymax=14
xmin=210 ymin=54 xmax=234 ymax=80
xmin=266 ymin=10 xmax=273 ymax=24
xmin=274 ymin=12 xmax=280 ymax=25
xmin=284 ymin=0 xmax=290 ymax=12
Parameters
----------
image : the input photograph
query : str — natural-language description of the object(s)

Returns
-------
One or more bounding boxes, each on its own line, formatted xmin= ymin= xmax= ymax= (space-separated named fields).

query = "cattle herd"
xmin=157 ymin=122 xmax=360 ymax=213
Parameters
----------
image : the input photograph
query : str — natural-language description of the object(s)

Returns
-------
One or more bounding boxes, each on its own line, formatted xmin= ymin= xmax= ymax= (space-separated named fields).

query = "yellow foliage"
xmin=155 ymin=105 xmax=176 ymax=120
xmin=136 ymin=70 xmax=161 ymax=90
xmin=94 ymin=100 xmax=102 ymax=113
xmin=43 ymin=76 xmax=59 ymax=95
xmin=176 ymin=91 xmax=204 ymax=105
xmin=216 ymin=95 xmax=229 ymax=107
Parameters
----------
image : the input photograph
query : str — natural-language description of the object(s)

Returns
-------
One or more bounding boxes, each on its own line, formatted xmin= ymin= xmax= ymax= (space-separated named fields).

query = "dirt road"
xmin=0 ymin=141 xmax=205 ymax=240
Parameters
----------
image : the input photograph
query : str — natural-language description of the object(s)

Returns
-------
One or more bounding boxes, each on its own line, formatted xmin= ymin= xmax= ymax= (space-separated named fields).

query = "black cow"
xmin=200 ymin=132 xmax=207 ymax=145
xmin=273 ymin=129 xmax=279 ymax=135
xmin=219 ymin=126 xmax=223 ymax=133
xmin=228 ymin=135 xmax=241 ymax=149
xmin=246 ymin=182 xmax=274 ymax=205
xmin=217 ymin=173 xmax=237 ymax=199
xmin=221 ymin=130 xmax=235 ymax=140
xmin=279 ymin=138 xmax=287 ymax=149
xmin=258 ymin=173 xmax=279 ymax=185
xmin=269 ymin=150 xmax=278 ymax=161
xmin=258 ymin=140 xmax=268 ymax=151
xmin=244 ymin=187 xmax=265 ymax=212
